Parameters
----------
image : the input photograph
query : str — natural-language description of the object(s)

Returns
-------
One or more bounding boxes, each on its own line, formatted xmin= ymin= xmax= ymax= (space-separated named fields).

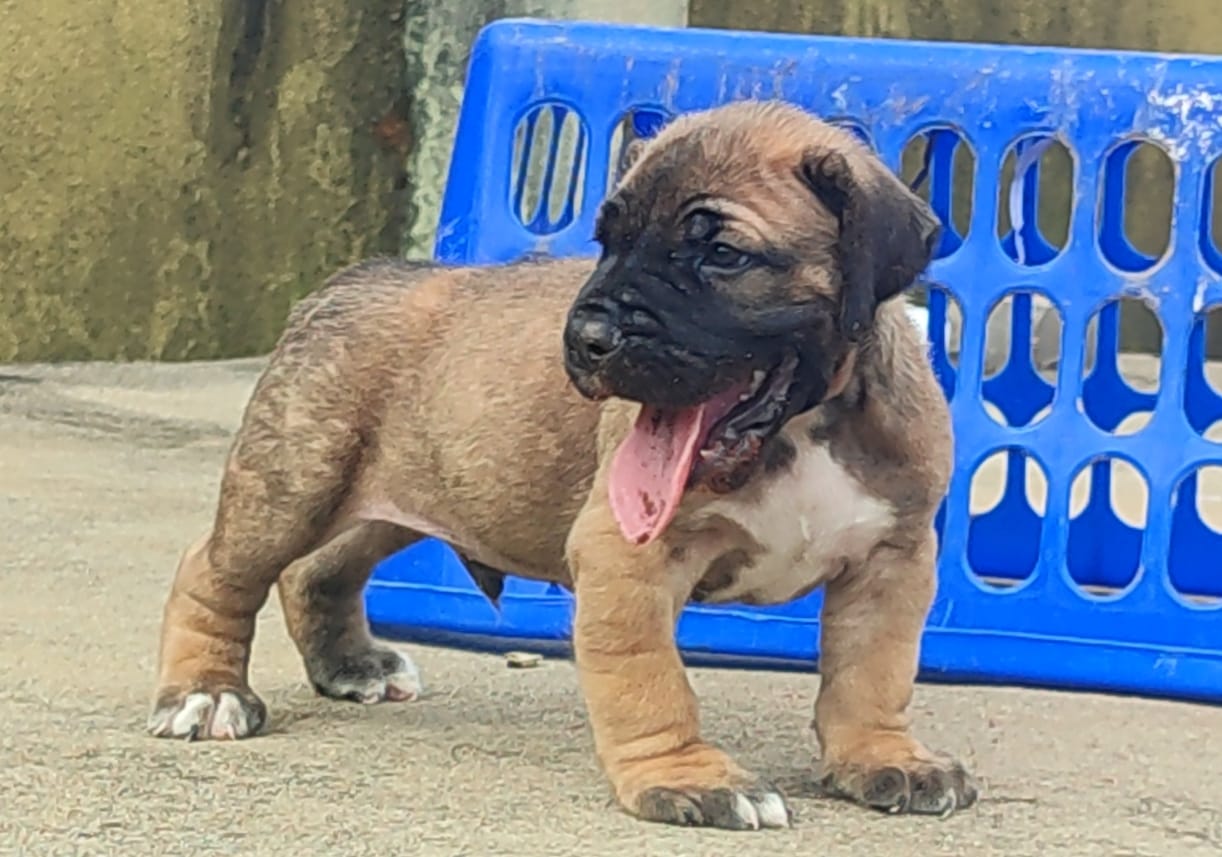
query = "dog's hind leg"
xmin=147 ymin=357 xmax=365 ymax=741
xmin=276 ymin=521 xmax=424 ymax=704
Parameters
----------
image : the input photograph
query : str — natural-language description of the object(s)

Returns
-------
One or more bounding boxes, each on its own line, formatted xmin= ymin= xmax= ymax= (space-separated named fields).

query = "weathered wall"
xmin=690 ymin=0 xmax=1221 ymax=53
xmin=402 ymin=0 xmax=689 ymax=259
xmin=4 ymin=0 xmax=1217 ymax=361
xmin=0 ymin=0 xmax=408 ymax=361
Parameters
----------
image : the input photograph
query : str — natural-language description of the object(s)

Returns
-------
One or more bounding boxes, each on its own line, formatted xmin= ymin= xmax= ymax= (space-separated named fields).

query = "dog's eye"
xmin=702 ymin=243 xmax=753 ymax=273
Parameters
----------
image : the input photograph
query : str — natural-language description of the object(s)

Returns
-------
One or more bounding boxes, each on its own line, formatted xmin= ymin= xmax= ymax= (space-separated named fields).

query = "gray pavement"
xmin=1 ymin=359 xmax=1219 ymax=856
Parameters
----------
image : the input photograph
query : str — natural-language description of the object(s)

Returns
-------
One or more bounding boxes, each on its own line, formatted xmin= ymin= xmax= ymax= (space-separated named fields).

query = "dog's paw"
xmin=615 ymin=743 xmax=793 ymax=831
xmin=309 ymin=644 xmax=422 ymax=704
xmin=147 ymin=688 xmax=267 ymax=741
xmin=818 ymin=753 xmax=978 ymax=816
xmin=636 ymin=783 xmax=793 ymax=830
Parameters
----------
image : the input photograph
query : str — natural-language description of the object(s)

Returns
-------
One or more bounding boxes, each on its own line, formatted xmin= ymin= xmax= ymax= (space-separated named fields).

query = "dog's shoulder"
xmin=814 ymin=299 xmax=952 ymax=529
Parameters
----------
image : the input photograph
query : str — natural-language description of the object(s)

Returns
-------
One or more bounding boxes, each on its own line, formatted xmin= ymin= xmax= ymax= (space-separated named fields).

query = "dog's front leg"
xmin=813 ymin=533 xmax=978 ymax=815
xmin=566 ymin=505 xmax=792 ymax=831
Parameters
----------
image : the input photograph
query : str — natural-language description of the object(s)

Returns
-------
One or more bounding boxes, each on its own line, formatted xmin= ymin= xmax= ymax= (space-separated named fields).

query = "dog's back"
xmin=265 ymin=255 xmax=605 ymax=584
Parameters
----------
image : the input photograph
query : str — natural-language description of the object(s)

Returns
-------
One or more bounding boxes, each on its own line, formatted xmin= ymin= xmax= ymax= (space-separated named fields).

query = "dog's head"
xmin=562 ymin=101 xmax=939 ymax=529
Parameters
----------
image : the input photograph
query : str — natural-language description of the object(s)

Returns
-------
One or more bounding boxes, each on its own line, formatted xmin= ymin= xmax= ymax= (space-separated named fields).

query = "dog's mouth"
xmin=607 ymin=351 xmax=801 ymax=546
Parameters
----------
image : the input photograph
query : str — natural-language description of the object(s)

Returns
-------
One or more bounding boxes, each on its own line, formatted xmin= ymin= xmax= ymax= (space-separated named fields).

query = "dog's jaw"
xmin=566 ymin=368 xmax=613 ymax=402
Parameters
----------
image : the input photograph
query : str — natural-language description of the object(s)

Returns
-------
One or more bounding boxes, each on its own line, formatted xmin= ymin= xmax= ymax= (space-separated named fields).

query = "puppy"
xmin=147 ymin=99 xmax=976 ymax=830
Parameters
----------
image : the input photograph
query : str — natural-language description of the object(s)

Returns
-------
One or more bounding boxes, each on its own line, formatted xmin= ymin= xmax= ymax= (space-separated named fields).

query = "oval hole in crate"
xmin=902 ymin=281 xmax=963 ymax=394
xmin=1081 ymin=297 xmax=1162 ymax=435
xmin=1188 ymin=305 xmax=1222 ymax=443
xmin=607 ymin=107 xmax=669 ymax=190
xmin=996 ymin=134 xmax=1074 ymax=266
xmin=1169 ymin=464 xmax=1222 ymax=606
xmin=967 ymin=447 xmax=1048 ymax=590
xmin=510 ymin=103 xmax=589 ymax=235
xmin=1184 ymin=305 xmax=1222 ymax=442
xmin=1201 ymin=306 xmax=1222 ymax=400
xmin=1067 ymin=457 xmax=1147 ymax=599
xmin=899 ymin=126 xmax=975 ymax=258
xmin=979 ymin=290 xmax=1062 ymax=428
xmin=1098 ymin=139 xmax=1174 ymax=273
xmin=1203 ymin=157 xmax=1222 ymax=276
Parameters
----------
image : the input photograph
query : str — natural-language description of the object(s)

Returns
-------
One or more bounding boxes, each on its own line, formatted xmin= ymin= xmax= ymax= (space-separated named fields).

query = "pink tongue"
xmin=608 ymin=387 xmax=748 ymax=546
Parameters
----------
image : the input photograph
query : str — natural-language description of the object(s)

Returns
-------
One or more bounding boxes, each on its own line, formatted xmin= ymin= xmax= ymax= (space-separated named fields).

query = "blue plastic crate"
xmin=366 ymin=17 xmax=1222 ymax=704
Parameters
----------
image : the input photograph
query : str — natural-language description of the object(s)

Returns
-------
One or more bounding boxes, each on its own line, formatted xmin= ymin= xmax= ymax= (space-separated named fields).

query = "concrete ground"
xmin=2 ymin=359 xmax=1220 ymax=857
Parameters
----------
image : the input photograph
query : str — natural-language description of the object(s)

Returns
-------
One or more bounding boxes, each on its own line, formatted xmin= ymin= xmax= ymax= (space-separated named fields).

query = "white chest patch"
xmin=690 ymin=428 xmax=896 ymax=605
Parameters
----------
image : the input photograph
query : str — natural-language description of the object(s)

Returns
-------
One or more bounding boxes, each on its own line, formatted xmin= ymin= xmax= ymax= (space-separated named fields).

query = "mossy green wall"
xmin=0 ymin=1 xmax=408 ymax=361
xmin=3 ymin=0 xmax=1217 ymax=360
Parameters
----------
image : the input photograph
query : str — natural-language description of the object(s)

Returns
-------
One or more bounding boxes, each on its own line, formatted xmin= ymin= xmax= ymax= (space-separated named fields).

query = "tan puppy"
xmin=147 ymin=99 xmax=977 ymax=830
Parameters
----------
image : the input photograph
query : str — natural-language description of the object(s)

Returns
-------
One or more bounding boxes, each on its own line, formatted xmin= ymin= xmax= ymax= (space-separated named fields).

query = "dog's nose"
xmin=566 ymin=306 xmax=624 ymax=366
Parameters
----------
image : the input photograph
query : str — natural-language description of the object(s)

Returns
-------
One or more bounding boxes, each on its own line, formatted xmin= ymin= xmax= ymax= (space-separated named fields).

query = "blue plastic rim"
xmin=368 ymin=18 xmax=1222 ymax=705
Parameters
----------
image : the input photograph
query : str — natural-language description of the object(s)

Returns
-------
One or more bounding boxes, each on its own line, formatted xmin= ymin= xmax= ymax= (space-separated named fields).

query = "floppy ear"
xmin=801 ymin=150 xmax=941 ymax=342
